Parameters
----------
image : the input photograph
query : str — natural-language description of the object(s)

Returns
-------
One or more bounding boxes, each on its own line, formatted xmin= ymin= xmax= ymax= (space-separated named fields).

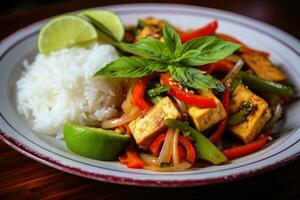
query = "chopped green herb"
xmin=147 ymin=85 xmax=170 ymax=98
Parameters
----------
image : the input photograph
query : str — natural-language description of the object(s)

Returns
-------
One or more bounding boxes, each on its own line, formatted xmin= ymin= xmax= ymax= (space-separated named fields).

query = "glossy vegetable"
xmin=172 ymin=129 xmax=180 ymax=166
xmin=265 ymin=104 xmax=283 ymax=130
xmin=209 ymin=87 xmax=230 ymax=144
xmin=228 ymin=110 xmax=247 ymax=126
xmin=146 ymin=84 xmax=170 ymax=98
xmin=149 ymin=133 xmax=167 ymax=154
xmin=228 ymin=101 xmax=252 ymax=126
xmin=239 ymin=71 xmax=293 ymax=96
xmin=119 ymin=144 xmax=145 ymax=168
xmin=223 ymin=59 xmax=244 ymax=84
xmin=156 ymin=128 xmax=175 ymax=165
xmin=180 ymin=20 xmax=218 ymax=42
xmin=101 ymin=106 xmax=141 ymax=129
xmin=202 ymin=60 xmax=234 ymax=74
xmin=131 ymin=76 xmax=153 ymax=112
xmin=161 ymin=73 xmax=217 ymax=108
xmin=165 ymin=119 xmax=228 ymax=165
xmin=149 ymin=133 xmax=186 ymax=160
xmin=140 ymin=153 xmax=158 ymax=166
xmin=64 ymin=123 xmax=130 ymax=161
xmin=223 ymin=135 xmax=268 ymax=160
xmin=178 ymin=135 xmax=196 ymax=164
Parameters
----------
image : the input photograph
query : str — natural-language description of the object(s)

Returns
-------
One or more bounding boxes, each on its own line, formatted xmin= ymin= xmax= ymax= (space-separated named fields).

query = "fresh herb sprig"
xmin=94 ymin=24 xmax=240 ymax=92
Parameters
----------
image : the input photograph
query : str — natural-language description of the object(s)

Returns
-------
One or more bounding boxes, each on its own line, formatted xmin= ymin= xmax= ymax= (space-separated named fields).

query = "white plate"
xmin=0 ymin=3 xmax=300 ymax=187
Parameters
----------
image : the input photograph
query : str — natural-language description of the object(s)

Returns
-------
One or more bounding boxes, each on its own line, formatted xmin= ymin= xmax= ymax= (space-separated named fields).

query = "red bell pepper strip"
xmin=178 ymin=135 xmax=196 ymax=164
xmin=149 ymin=133 xmax=186 ymax=161
xmin=223 ymin=135 xmax=268 ymax=160
xmin=178 ymin=145 xmax=186 ymax=161
xmin=119 ymin=143 xmax=145 ymax=168
xmin=149 ymin=133 xmax=167 ymax=154
xmin=131 ymin=76 xmax=153 ymax=112
xmin=180 ymin=20 xmax=218 ymax=43
xmin=160 ymin=73 xmax=217 ymax=108
xmin=209 ymin=86 xmax=230 ymax=144
xmin=202 ymin=60 xmax=234 ymax=74
xmin=217 ymin=33 xmax=269 ymax=58
xmin=149 ymin=133 xmax=186 ymax=160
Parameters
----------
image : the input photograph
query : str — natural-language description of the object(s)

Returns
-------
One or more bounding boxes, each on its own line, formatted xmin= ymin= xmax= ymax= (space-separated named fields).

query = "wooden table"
xmin=1 ymin=0 xmax=300 ymax=199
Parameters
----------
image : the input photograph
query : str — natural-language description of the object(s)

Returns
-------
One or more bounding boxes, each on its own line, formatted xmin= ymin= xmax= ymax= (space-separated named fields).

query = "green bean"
xmin=238 ymin=71 xmax=293 ymax=96
xmin=164 ymin=119 xmax=227 ymax=165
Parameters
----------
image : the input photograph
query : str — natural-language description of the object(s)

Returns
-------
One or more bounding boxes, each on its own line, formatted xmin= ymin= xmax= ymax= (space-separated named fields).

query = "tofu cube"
xmin=242 ymin=53 xmax=286 ymax=81
xmin=188 ymin=89 xmax=226 ymax=132
xmin=229 ymin=85 xmax=271 ymax=143
xmin=129 ymin=97 xmax=181 ymax=149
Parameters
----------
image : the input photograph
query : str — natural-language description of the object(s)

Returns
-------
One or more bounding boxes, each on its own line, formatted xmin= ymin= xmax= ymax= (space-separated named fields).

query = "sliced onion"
xmin=223 ymin=59 xmax=244 ymax=84
xmin=101 ymin=106 xmax=141 ymax=129
xmin=266 ymin=104 xmax=282 ymax=129
xmin=173 ymin=97 xmax=187 ymax=114
xmin=172 ymin=129 xmax=180 ymax=166
xmin=225 ymin=54 xmax=241 ymax=63
xmin=156 ymin=128 xmax=175 ymax=166
xmin=144 ymin=161 xmax=192 ymax=172
xmin=140 ymin=153 xmax=158 ymax=166
xmin=121 ymin=85 xmax=133 ymax=114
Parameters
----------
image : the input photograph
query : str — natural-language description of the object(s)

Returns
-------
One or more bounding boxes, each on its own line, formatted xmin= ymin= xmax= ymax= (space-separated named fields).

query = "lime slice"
xmin=80 ymin=10 xmax=124 ymax=41
xmin=64 ymin=123 xmax=130 ymax=161
xmin=38 ymin=15 xmax=98 ymax=54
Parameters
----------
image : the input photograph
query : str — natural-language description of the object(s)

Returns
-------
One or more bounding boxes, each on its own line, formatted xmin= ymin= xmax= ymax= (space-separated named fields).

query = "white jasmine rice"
xmin=16 ymin=44 xmax=125 ymax=138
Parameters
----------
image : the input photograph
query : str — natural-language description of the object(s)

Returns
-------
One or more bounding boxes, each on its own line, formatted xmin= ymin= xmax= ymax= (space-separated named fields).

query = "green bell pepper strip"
xmin=64 ymin=123 xmax=130 ymax=161
xmin=238 ymin=71 xmax=293 ymax=96
xmin=228 ymin=110 xmax=247 ymax=126
xmin=164 ymin=119 xmax=228 ymax=165
xmin=147 ymin=85 xmax=170 ymax=98
xmin=228 ymin=102 xmax=252 ymax=126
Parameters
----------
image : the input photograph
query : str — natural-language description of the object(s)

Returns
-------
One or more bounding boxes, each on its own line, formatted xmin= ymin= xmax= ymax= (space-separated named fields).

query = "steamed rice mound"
xmin=16 ymin=44 xmax=125 ymax=137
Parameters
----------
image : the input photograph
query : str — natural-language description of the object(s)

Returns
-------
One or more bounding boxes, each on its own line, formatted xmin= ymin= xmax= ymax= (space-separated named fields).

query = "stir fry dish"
xmin=17 ymin=10 xmax=294 ymax=172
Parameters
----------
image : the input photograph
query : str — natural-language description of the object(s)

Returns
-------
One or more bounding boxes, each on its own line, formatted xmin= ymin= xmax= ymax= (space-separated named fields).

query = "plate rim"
xmin=1 ymin=3 xmax=300 ymax=187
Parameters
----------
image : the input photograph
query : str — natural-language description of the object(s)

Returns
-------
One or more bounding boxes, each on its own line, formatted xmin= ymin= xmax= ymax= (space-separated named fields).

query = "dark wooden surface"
xmin=1 ymin=0 xmax=300 ymax=199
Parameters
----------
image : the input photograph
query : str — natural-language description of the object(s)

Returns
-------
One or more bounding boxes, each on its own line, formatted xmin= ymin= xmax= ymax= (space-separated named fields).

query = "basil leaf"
xmin=163 ymin=24 xmax=181 ymax=55
xmin=177 ymin=36 xmax=241 ymax=66
xmin=169 ymin=66 xmax=225 ymax=92
xmin=175 ymin=36 xmax=217 ymax=56
xmin=147 ymin=85 xmax=170 ymax=98
xmin=149 ymin=62 xmax=169 ymax=72
xmin=117 ymin=38 xmax=171 ymax=61
xmin=94 ymin=57 xmax=155 ymax=78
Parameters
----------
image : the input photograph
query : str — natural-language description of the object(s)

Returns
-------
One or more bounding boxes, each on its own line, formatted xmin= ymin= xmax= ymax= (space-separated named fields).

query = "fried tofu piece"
xmin=129 ymin=97 xmax=181 ymax=149
xmin=135 ymin=18 xmax=165 ymax=41
xmin=229 ymin=85 xmax=271 ymax=143
xmin=141 ymin=17 xmax=165 ymax=28
xmin=188 ymin=90 xmax=226 ymax=132
xmin=135 ymin=26 xmax=162 ymax=41
xmin=242 ymin=53 xmax=286 ymax=81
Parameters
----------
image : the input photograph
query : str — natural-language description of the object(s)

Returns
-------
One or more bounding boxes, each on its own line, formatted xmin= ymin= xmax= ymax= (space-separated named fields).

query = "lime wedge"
xmin=80 ymin=10 xmax=124 ymax=41
xmin=64 ymin=123 xmax=130 ymax=161
xmin=38 ymin=15 xmax=98 ymax=54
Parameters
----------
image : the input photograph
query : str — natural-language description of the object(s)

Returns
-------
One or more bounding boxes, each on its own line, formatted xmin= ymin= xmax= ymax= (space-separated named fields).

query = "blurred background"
xmin=1 ymin=0 xmax=300 ymax=39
